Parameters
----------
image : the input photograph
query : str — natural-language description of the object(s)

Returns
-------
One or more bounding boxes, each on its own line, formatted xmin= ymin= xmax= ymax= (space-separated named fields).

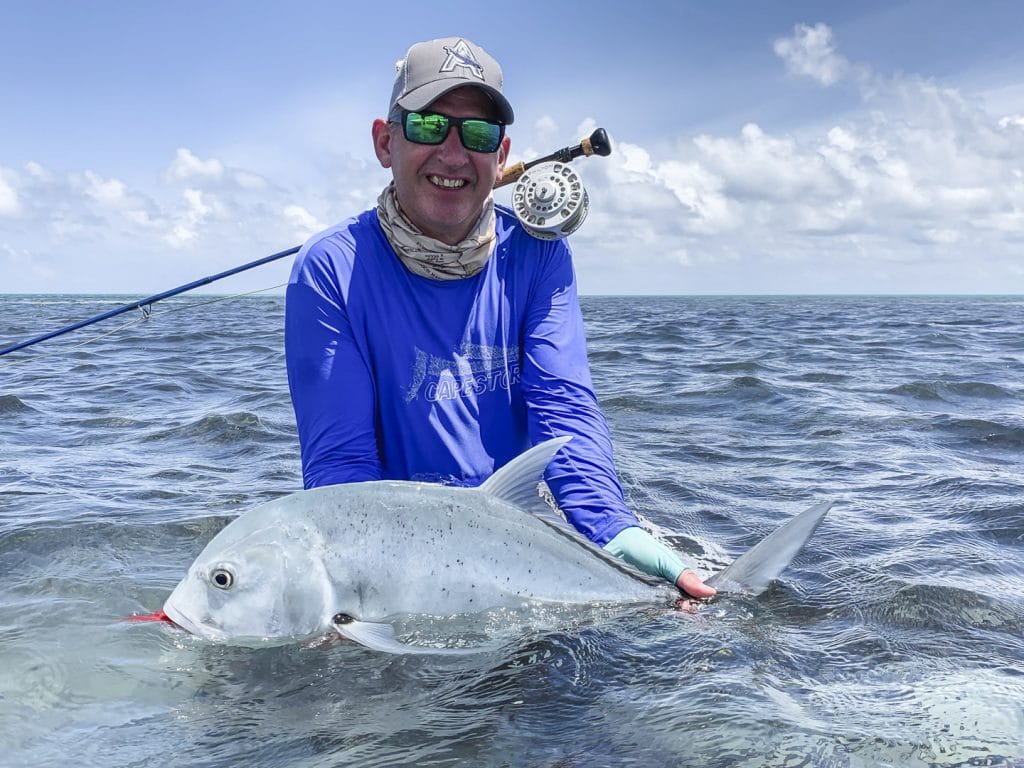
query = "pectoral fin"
xmin=331 ymin=614 xmax=474 ymax=656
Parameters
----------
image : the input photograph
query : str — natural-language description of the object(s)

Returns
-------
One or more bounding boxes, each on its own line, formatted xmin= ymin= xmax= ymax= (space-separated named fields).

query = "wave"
xmin=887 ymin=380 xmax=1016 ymax=401
xmin=856 ymin=580 xmax=1024 ymax=637
xmin=0 ymin=394 xmax=35 ymax=414
xmin=141 ymin=411 xmax=279 ymax=446
xmin=933 ymin=416 xmax=1024 ymax=448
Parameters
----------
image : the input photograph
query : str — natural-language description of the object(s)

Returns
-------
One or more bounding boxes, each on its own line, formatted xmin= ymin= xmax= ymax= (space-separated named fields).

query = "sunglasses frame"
xmin=395 ymin=109 xmax=506 ymax=154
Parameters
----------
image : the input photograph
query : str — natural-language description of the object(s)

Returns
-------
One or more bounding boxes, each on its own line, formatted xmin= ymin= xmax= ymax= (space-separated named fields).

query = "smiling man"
xmin=284 ymin=36 xmax=715 ymax=599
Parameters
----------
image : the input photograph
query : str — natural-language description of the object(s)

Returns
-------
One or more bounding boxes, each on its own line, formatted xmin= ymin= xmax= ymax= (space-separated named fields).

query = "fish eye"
xmin=210 ymin=567 xmax=235 ymax=590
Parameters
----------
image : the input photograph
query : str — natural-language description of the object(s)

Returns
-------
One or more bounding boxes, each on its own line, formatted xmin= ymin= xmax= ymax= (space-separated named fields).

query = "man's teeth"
xmin=429 ymin=176 xmax=466 ymax=189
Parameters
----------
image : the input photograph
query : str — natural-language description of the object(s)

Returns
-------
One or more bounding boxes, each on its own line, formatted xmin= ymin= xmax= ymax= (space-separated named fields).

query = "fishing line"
xmin=0 ymin=244 xmax=301 ymax=358
xmin=1 ymin=283 xmax=287 ymax=366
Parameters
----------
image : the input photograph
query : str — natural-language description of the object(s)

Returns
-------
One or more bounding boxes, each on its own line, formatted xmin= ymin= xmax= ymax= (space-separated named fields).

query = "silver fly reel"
xmin=511 ymin=161 xmax=590 ymax=241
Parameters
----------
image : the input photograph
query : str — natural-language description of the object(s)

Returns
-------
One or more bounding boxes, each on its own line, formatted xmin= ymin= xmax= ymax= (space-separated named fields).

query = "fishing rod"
xmin=496 ymin=127 xmax=611 ymax=188
xmin=0 ymin=128 xmax=613 ymax=358
xmin=0 ymin=245 xmax=301 ymax=358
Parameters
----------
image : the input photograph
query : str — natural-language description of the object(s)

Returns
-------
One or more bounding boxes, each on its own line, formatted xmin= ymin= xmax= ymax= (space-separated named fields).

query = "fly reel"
xmin=510 ymin=161 xmax=590 ymax=241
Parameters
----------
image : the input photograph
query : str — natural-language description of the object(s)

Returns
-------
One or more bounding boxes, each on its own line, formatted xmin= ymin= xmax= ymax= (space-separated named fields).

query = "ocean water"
xmin=1 ymin=293 xmax=1022 ymax=767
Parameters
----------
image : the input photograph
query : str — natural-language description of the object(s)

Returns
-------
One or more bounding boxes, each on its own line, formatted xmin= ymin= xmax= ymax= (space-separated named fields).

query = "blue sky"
xmin=2 ymin=0 xmax=1023 ymax=295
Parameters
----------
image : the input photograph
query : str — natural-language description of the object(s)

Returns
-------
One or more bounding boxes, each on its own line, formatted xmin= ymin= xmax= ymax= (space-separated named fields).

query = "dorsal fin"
xmin=480 ymin=436 xmax=572 ymax=510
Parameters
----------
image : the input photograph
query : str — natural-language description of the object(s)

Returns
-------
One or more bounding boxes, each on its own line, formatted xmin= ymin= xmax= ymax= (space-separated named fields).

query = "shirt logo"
xmin=440 ymin=39 xmax=485 ymax=81
xmin=406 ymin=343 xmax=520 ymax=403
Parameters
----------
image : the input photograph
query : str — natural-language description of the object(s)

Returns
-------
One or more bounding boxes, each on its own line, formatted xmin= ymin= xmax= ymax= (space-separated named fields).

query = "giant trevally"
xmin=142 ymin=437 xmax=831 ymax=653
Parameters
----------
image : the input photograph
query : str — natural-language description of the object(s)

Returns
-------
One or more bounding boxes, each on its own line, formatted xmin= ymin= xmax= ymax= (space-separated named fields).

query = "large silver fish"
xmin=156 ymin=438 xmax=831 ymax=653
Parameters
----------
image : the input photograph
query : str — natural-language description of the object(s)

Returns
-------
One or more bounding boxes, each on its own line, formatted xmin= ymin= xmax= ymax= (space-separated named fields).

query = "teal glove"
xmin=603 ymin=526 xmax=688 ymax=585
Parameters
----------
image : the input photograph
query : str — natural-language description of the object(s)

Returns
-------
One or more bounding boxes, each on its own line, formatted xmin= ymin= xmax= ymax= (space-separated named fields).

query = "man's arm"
xmin=519 ymin=246 xmax=634 ymax=546
xmin=285 ymin=241 xmax=381 ymax=488
xmin=519 ymin=239 xmax=713 ymax=597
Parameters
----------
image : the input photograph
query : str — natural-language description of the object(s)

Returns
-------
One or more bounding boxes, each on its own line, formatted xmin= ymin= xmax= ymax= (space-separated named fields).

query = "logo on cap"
xmin=440 ymin=39 xmax=485 ymax=81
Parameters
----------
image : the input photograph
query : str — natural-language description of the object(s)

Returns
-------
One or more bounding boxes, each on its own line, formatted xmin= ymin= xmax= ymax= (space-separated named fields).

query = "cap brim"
xmin=396 ymin=80 xmax=515 ymax=124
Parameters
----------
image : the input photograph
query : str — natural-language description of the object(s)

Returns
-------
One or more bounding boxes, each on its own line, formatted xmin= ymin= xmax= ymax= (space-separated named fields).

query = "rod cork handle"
xmin=495 ymin=161 xmax=526 ymax=189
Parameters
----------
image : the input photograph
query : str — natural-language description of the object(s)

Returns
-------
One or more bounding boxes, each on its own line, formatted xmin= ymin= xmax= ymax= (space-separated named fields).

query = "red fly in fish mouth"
xmin=127 ymin=609 xmax=177 ymax=626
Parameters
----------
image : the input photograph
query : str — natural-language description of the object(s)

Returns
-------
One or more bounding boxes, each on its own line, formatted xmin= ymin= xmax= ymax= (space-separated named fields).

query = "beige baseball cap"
xmin=388 ymin=37 xmax=515 ymax=124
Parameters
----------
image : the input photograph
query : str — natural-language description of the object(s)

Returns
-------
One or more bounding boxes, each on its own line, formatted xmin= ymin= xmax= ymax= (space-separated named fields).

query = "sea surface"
xmin=1 ymin=293 xmax=1022 ymax=767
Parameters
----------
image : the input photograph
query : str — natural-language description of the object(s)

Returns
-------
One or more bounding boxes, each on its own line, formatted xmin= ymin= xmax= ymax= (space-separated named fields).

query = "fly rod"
xmin=1 ymin=128 xmax=612 ymax=358
xmin=496 ymin=127 xmax=611 ymax=188
xmin=0 ymin=245 xmax=301 ymax=357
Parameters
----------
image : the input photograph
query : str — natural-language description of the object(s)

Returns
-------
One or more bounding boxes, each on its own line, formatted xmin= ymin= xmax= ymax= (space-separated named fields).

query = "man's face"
xmin=373 ymin=86 xmax=509 ymax=245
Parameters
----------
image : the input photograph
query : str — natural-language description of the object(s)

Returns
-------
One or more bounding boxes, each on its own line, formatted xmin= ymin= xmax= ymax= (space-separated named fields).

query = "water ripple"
xmin=2 ymin=294 xmax=1024 ymax=767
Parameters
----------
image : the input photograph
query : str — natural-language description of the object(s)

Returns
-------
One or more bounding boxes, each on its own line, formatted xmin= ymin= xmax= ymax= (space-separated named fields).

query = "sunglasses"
xmin=396 ymin=109 xmax=505 ymax=154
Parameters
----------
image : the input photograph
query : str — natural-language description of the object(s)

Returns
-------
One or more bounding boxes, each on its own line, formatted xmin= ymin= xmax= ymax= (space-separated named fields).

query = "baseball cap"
xmin=388 ymin=37 xmax=514 ymax=124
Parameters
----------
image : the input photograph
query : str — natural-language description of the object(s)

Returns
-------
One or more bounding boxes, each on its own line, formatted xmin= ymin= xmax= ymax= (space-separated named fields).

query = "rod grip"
xmin=495 ymin=161 xmax=526 ymax=189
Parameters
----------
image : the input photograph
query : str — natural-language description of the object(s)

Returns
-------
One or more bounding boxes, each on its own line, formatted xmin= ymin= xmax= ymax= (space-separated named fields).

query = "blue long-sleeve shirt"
xmin=284 ymin=205 xmax=639 ymax=546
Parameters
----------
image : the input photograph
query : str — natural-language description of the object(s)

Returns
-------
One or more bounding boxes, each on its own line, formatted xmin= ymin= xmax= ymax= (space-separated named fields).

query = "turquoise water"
xmin=2 ymin=294 xmax=1023 ymax=767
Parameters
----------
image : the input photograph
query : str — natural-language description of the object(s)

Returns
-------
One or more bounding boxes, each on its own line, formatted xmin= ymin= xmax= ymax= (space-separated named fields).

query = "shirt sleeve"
xmin=520 ymin=239 xmax=640 ymax=546
xmin=285 ymin=236 xmax=381 ymax=488
xmin=603 ymin=526 xmax=688 ymax=585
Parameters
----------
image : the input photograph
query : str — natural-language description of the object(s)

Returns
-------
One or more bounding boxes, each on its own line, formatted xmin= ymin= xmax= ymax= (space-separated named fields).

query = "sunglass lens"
xmin=405 ymin=112 xmax=449 ymax=144
xmin=460 ymin=120 xmax=502 ymax=153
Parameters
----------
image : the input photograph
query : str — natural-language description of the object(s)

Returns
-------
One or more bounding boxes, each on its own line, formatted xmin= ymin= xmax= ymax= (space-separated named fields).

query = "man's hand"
xmin=676 ymin=569 xmax=717 ymax=599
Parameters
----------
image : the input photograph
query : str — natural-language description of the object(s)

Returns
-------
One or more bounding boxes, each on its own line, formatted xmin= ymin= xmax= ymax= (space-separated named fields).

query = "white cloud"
xmin=165 ymin=148 xmax=225 ymax=182
xmin=164 ymin=149 xmax=271 ymax=195
xmin=164 ymin=188 xmax=228 ymax=248
xmin=25 ymin=161 xmax=53 ymax=183
xmin=82 ymin=170 xmax=131 ymax=207
xmin=234 ymin=170 xmax=267 ymax=189
xmin=533 ymin=115 xmax=559 ymax=147
xmin=4 ymin=26 xmax=1024 ymax=295
xmin=774 ymin=22 xmax=851 ymax=87
xmin=283 ymin=204 xmax=326 ymax=239
xmin=564 ymin=35 xmax=1024 ymax=293
xmin=0 ymin=167 xmax=19 ymax=216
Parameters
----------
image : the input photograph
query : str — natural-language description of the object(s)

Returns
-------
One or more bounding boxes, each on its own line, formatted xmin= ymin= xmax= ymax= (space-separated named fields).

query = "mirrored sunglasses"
xmin=398 ymin=110 xmax=505 ymax=154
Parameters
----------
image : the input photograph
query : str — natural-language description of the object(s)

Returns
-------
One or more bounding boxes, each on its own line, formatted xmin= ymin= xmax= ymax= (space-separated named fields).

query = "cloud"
xmin=165 ymin=148 xmax=224 ymax=182
xmin=283 ymin=204 xmax=326 ymax=240
xmin=25 ymin=161 xmax=52 ymax=182
xmin=4 ymin=23 xmax=1023 ymax=295
xmin=164 ymin=188 xmax=222 ymax=247
xmin=774 ymin=22 xmax=851 ymax=86
xmin=234 ymin=170 xmax=268 ymax=189
xmin=563 ymin=26 xmax=1024 ymax=293
xmin=164 ymin=148 xmax=269 ymax=191
xmin=82 ymin=170 xmax=132 ymax=208
xmin=0 ymin=167 xmax=20 ymax=216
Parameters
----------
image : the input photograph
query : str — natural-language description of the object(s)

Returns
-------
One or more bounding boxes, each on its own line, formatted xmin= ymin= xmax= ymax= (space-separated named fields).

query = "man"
xmin=284 ymin=36 xmax=715 ymax=600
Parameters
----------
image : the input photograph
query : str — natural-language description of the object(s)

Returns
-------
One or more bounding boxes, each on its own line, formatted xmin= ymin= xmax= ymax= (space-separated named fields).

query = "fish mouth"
xmin=161 ymin=600 xmax=228 ymax=641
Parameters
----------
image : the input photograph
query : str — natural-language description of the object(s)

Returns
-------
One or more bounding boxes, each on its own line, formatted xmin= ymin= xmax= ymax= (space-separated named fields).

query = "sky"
xmin=1 ymin=0 xmax=1023 ymax=296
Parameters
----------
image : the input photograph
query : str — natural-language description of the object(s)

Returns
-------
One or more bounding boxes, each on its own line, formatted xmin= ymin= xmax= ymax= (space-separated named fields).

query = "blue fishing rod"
xmin=0 ymin=245 xmax=300 ymax=357
xmin=0 ymin=129 xmax=612 ymax=359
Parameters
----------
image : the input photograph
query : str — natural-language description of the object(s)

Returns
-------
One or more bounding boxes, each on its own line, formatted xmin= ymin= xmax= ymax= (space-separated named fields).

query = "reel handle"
xmin=581 ymin=128 xmax=612 ymax=157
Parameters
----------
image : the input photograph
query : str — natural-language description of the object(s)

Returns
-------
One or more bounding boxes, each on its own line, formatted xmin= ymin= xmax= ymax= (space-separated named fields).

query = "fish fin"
xmin=480 ymin=436 xmax=572 ymax=514
xmin=332 ymin=618 xmax=475 ymax=656
xmin=706 ymin=501 xmax=833 ymax=595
